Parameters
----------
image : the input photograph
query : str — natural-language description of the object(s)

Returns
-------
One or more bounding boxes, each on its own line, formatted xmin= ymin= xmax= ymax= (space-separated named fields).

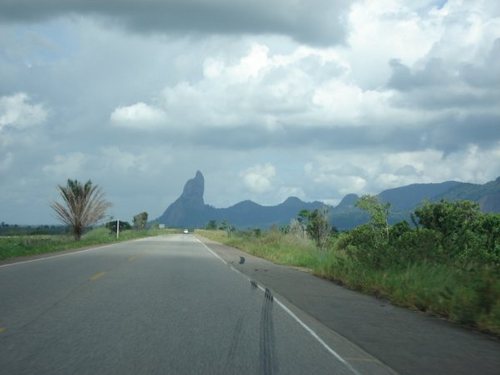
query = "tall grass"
xmin=197 ymin=229 xmax=320 ymax=268
xmin=316 ymin=253 xmax=500 ymax=333
xmin=196 ymin=229 xmax=500 ymax=336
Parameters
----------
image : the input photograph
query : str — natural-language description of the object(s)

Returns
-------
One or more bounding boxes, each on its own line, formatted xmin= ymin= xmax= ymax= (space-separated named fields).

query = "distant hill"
xmin=433 ymin=177 xmax=500 ymax=212
xmin=157 ymin=172 xmax=500 ymax=230
xmin=331 ymin=177 xmax=500 ymax=230
xmin=378 ymin=181 xmax=462 ymax=211
xmin=329 ymin=194 xmax=367 ymax=230
xmin=156 ymin=171 xmax=324 ymax=228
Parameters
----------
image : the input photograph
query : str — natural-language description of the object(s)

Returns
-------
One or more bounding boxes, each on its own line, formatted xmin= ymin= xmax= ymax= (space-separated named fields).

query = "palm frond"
xmin=50 ymin=179 xmax=111 ymax=240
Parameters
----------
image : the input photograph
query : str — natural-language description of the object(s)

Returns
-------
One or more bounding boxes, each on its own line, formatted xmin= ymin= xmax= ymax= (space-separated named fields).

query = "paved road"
xmin=198 ymin=236 xmax=500 ymax=375
xmin=0 ymin=235 xmax=389 ymax=375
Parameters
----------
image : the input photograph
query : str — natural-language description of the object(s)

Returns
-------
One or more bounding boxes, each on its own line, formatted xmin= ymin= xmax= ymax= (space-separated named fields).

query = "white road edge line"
xmin=198 ymin=239 xmax=228 ymax=265
xmin=0 ymin=241 xmax=127 ymax=269
xmin=0 ymin=236 xmax=154 ymax=269
xmin=195 ymin=237 xmax=362 ymax=375
xmin=273 ymin=297 xmax=361 ymax=375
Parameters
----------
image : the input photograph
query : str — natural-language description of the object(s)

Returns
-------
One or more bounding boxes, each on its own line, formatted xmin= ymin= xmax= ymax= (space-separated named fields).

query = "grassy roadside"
xmin=196 ymin=229 xmax=500 ymax=336
xmin=0 ymin=227 xmax=179 ymax=261
xmin=197 ymin=229 xmax=320 ymax=268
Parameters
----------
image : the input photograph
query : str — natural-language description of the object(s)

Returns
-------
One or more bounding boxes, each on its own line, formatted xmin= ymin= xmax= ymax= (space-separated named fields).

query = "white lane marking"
xmin=0 ymin=244 xmax=115 ymax=269
xmin=195 ymin=237 xmax=228 ymax=265
xmin=273 ymin=298 xmax=361 ymax=375
xmin=0 ymin=236 xmax=162 ymax=269
xmin=195 ymin=237 xmax=361 ymax=375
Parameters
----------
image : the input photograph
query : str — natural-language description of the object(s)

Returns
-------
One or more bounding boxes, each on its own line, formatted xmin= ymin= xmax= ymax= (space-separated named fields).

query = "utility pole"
xmin=116 ymin=219 xmax=119 ymax=239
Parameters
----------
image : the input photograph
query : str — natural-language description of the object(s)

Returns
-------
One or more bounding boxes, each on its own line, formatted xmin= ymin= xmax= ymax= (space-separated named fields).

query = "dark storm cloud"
xmin=0 ymin=0 xmax=354 ymax=46
xmin=461 ymin=38 xmax=500 ymax=88
xmin=391 ymin=86 xmax=500 ymax=110
xmin=138 ymin=112 xmax=500 ymax=155
xmin=426 ymin=114 xmax=500 ymax=152
xmin=384 ymin=37 xmax=500 ymax=154
xmin=387 ymin=58 xmax=451 ymax=91
xmin=387 ymin=38 xmax=500 ymax=102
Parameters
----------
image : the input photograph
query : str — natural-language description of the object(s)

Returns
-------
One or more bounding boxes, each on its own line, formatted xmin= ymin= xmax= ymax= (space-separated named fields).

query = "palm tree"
xmin=51 ymin=179 xmax=111 ymax=240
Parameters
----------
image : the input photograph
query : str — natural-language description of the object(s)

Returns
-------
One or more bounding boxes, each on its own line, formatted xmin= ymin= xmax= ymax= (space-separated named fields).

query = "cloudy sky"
xmin=1 ymin=0 xmax=499 ymax=225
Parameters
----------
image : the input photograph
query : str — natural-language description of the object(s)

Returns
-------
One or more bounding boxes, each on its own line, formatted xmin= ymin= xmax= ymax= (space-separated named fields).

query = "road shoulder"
xmin=197 ymin=235 xmax=500 ymax=375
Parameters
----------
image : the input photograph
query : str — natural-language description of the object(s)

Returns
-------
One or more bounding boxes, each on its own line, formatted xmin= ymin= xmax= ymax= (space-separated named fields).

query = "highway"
xmin=0 ymin=234 xmax=384 ymax=375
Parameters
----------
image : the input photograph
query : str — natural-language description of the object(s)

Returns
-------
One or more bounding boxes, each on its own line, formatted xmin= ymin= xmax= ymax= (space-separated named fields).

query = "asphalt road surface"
xmin=199 ymin=236 xmax=500 ymax=375
xmin=0 ymin=234 xmax=390 ymax=375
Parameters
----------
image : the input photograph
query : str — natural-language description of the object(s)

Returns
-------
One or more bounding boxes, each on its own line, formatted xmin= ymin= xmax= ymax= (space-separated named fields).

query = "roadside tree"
xmin=206 ymin=220 xmax=217 ymax=230
xmin=355 ymin=195 xmax=390 ymax=239
xmin=298 ymin=208 xmax=331 ymax=249
xmin=133 ymin=212 xmax=148 ymax=230
xmin=51 ymin=179 xmax=111 ymax=240
xmin=106 ymin=220 xmax=132 ymax=233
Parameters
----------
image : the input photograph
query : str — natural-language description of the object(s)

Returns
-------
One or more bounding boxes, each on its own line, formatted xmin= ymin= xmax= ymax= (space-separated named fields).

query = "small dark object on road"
xmin=265 ymin=288 xmax=274 ymax=302
xmin=239 ymin=256 xmax=245 ymax=264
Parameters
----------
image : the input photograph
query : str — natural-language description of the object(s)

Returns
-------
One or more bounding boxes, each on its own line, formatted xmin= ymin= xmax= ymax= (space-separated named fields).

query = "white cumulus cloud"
xmin=110 ymin=102 xmax=167 ymax=129
xmin=304 ymin=142 xmax=500 ymax=202
xmin=42 ymin=152 xmax=87 ymax=178
xmin=241 ymin=163 xmax=276 ymax=194
xmin=0 ymin=93 xmax=47 ymax=131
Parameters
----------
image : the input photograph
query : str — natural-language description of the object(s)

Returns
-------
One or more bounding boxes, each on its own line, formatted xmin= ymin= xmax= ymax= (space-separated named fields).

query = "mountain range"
xmin=156 ymin=171 xmax=500 ymax=230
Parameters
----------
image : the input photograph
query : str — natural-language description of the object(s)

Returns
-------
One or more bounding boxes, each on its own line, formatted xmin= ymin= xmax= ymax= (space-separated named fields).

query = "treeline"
xmin=104 ymin=212 xmax=149 ymax=233
xmin=0 ymin=223 xmax=68 ymax=236
xmin=0 ymin=212 xmax=150 ymax=237
xmin=341 ymin=198 xmax=499 ymax=268
xmin=0 ymin=212 xmax=151 ymax=238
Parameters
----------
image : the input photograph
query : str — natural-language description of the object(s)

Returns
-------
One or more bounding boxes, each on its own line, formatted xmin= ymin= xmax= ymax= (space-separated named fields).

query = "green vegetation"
xmin=133 ymin=212 xmax=148 ymax=230
xmin=297 ymin=208 xmax=333 ymax=249
xmin=0 ymin=179 xmax=178 ymax=261
xmin=105 ymin=220 xmax=132 ymax=232
xmin=0 ymin=226 xmax=178 ymax=261
xmin=51 ymin=179 xmax=111 ymax=240
xmin=197 ymin=199 xmax=500 ymax=336
xmin=205 ymin=220 xmax=218 ymax=230
xmin=0 ymin=223 xmax=67 ymax=236
xmin=197 ymin=228 xmax=319 ymax=268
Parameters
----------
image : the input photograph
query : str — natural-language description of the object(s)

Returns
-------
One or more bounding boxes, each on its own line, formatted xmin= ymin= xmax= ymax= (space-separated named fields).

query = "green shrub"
xmin=391 ymin=228 xmax=442 ymax=264
xmin=414 ymin=201 xmax=499 ymax=265
xmin=342 ymin=225 xmax=395 ymax=268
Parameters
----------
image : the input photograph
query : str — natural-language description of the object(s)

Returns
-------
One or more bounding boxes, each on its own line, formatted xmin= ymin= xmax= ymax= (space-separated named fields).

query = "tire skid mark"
xmin=260 ymin=288 xmax=278 ymax=375
xmin=223 ymin=316 xmax=245 ymax=372
xmin=198 ymin=238 xmax=361 ymax=375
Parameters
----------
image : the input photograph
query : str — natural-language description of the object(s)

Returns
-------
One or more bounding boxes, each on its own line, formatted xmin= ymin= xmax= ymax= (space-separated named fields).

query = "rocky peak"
xmin=337 ymin=194 xmax=359 ymax=209
xmin=156 ymin=171 xmax=209 ymax=227
xmin=181 ymin=170 xmax=205 ymax=206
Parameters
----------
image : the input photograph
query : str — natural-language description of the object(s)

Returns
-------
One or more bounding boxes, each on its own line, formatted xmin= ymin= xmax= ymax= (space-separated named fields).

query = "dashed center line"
xmin=89 ymin=272 xmax=106 ymax=281
xmin=128 ymin=255 xmax=138 ymax=262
